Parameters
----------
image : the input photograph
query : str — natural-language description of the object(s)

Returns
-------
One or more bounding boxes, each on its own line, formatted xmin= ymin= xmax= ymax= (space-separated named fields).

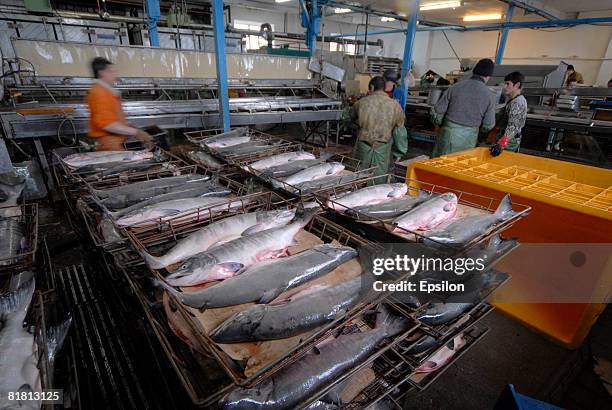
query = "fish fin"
xmin=46 ymin=314 xmax=72 ymax=363
xmin=241 ymin=224 xmax=267 ymax=236
xmin=258 ymin=289 xmax=282 ymax=304
xmin=375 ymin=304 xmax=410 ymax=338
xmin=218 ymin=262 xmax=244 ymax=274
xmin=0 ymin=276 xmax=35 ymax=316
xmin=493 ymin=193 xmax=516 ymax=219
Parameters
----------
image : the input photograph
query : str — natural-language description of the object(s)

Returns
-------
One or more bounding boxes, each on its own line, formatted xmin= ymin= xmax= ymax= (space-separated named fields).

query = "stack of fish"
xmin=62 ymin=149 xmax=155 ymax=169
xmin=247 ymin=151 xmax=362 ymax=195
xmin=326 ymin=184 xmax=518 ymax=248
xmin=87 ymin=174 xmax=237 ymax=229
xmin=200 ymin=128 xmax=283 ymax=159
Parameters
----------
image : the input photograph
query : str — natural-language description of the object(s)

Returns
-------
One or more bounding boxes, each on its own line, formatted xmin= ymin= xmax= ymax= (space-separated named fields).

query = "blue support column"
xmin=212 ymin=0 xmax=231 ymax=131
xmin=495 ymin=5 xmax=515 ymax=64
xmin=146 ymin=0 xmax=160 ymax=47
xmin=307 ymin=0 xmax=321 ymax=57
xmin=399 ymin=0 xmax=419 ymax=110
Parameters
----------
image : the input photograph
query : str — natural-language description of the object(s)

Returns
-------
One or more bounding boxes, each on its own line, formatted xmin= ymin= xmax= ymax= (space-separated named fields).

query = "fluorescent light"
xmin=381 ymin=17 xmax=396 ymax=22
xmin=420 ymin=1 xmax=462 ymax=11
xmin=275 ymin=0 xmax=292 ymax=2
xmin=334 ymin=8 xmax=352 ymax=14
xmin=463 ymin=13 xmax=503 ymax=21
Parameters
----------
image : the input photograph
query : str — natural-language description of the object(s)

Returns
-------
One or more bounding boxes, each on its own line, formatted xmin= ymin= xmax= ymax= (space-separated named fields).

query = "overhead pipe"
xmin=499 ymin=0 xmax=559 ymax=20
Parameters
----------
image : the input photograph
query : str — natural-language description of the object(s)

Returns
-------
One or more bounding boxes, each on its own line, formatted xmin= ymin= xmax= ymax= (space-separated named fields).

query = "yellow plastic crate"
xmin=407 ymin=148 xmax=612 ymax=349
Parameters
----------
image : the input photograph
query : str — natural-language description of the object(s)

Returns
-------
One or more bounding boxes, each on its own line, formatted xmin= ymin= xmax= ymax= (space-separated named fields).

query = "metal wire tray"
xmin=341 ymin=326 xmax=490 ymax=409
xmin=175 ymin=142 xmax=243 ymax=175
xmin=51 ymin=146 xmax=196 ymax=187
xmin=185 ymin=127 xmax=302 ymax=164
xmin=0 ymin=203 xmax=38 ymax=273
xmin=79 ymin=173 xmax=254 ymax=252
xmin=122 ymin=267 xmax=234 ymax=407
xmin=318 ymin=174 xmax=531 ymax=255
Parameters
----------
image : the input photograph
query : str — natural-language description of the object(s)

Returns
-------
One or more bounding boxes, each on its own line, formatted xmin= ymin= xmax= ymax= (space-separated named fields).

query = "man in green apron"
xmin=491 ymin=71 xmax=528 ymax=156
xmin=351 ymin=76 xmax=407 ymax=183
xmin=430 ymin=58 xmax=497 ymax=157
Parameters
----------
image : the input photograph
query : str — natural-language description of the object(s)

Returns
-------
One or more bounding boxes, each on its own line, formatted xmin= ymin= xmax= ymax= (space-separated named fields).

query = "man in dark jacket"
xmin=430 ymin=58 xmax=496 ymax=157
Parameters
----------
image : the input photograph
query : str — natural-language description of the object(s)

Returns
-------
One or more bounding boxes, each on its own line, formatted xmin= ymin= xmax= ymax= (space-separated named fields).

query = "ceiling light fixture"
xmin=463 ymin=13 xmax=503 ymax=21
xmin=334 ymin=8 xmax=352 ymax=14
xmin=381 ymin=17 xmax=396 ymax=22
xmin=275 ymin=0 xmax=292 ymax=3
xmin=420 ymin=1 xmax=462 ymax=11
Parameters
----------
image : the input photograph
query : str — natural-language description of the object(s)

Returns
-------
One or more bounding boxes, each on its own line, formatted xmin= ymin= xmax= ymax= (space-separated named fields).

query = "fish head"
xmin=210 ymin=307 xmax=266 ymax=343
xmin=171 ymin=253 xmax=219 ymax=277
xmin=327 ymin=163 xmax=345 ymax=174
xmin=219 ymin=381 xmax=274 ymax=410
xmin=389 ymin=184 xmax=409 ymax=198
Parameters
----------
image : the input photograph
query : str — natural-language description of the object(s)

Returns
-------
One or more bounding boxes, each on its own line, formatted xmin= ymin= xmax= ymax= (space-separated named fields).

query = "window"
xmin=329 ymin=34 xmax=356 ymax=55
xmin=233 ymin=20 xmax=274 ymax=51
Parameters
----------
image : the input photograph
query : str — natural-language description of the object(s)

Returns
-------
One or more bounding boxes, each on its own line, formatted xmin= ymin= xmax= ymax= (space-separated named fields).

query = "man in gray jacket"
xmin=430 ymin=58 xmax=496 ymax=157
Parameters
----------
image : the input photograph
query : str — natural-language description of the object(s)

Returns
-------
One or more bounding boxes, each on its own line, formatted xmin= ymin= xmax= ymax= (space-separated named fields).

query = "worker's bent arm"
xmin=103 ymin=122 xmax=139 ymax=136
xmin=503 ymin=98 xmax=528 ymax=140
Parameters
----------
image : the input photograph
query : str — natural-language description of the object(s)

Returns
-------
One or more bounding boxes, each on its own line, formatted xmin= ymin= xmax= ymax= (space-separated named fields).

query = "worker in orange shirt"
xmin=86 ymin=57 xmax=153 ymax=151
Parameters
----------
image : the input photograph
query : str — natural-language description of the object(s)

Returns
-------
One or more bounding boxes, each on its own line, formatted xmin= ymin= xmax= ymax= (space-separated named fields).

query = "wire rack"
xmin=0 ymin=203 xmax=38 ymax=273
xmin=318 ymin=174 xmax=531 ymax=255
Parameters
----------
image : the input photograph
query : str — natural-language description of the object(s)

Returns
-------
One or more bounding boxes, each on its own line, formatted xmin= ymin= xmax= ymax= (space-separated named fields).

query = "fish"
xmin=106 ymin=183 xmax=232 ymax=218
xmin=163 ymin=211 xmax=315 ymax=287
xmin=0 ymin=217 xmax=26 ymax=266
xmin=0 ymin=272 xmax=40 ymax=409
xmin=279 ymin=162 xmax=345 ymax=188
xmin=248 ymin=151 xmax=317 ymax=171
xmin=326 ymin=183 xmax=408 ymax=213
xmin=115 ymin=196 xmax=234 ymax=227
xmin=185 ymin=151 xmax=225 ymax=170
xmin=62 ymin=149 xmax=154 ymax=168
xmin=346 ymin=191 xmax=433 ymax=220
xmin=142 ymin=209 xmax=297 ymax=269
xmin=390 ymin=192 xmax=458 ymax=233
xmin=162 ymin=293 xmax=207 ymax=355
xmin=204 ymin=136 xmax=252 ymax=149
xmin=414 ymin=333 xmax=467 ymax=373
xmin=93 ymin=174 xmax=209 ymax=199
xmin=217 ymin=141 xmax=275 ymax=157
xmin=0 ymin=173 xmax=25 ymax=214
xmin=304 ymin=401 xmax=338 ymax=410
xmin=424 ymin=194 xmax=518 ymax=247
xmin=84 ymin=160 xmax=165 ymax=180
xmin=201 ymin=128 xmax=250 ymax=148
xmin=404 ymin=335 xmax=438 ymax=355
xmin=209 ymin=277 xmax=364 ymax=343
xmin=219 ymin=304 xmax=409 ymax=410
xmin=99 ymin=216 xmax=124 ymax=244
xmin=260 ymin=158 xmax=329 ymax=178
xmin=156 ymin=243 xmax=357 ymax=309
xmin=293 ymin=172 xmax=362 ymax=194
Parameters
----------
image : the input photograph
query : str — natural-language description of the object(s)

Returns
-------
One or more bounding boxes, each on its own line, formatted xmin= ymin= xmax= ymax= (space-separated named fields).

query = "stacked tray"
xmin=317 ymin=174 xmax=530 ymax=254
xmin=0 ymin=203 xmax=38 ymax=274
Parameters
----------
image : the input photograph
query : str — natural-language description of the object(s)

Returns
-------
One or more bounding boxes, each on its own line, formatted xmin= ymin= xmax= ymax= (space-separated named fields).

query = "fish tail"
xmin=46 ymin=314 xmax=72 ymax=363
xmin=141 ymin=250 xmax=166 ymax=270
xmin=376 ymin=304 xmax=410 ymax=338
xmin=151 ymin=278 xmax=202 ymax=308
xmin=0 ymin=273 xmax=35 ymax=316
xmin=494 ymin=194 xmax=516 ymax=219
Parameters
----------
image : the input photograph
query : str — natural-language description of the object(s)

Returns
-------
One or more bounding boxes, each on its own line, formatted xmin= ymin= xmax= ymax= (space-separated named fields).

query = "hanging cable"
xmin=442 ymin=31 xmax=462 ymax=66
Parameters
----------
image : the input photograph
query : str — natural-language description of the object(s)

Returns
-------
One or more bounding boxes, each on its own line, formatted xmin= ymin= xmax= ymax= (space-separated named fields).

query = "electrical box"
xmin=167 ymin=12 xmax=192 ymax=28
xmin=24 ymin=0 xmax=53 ymax=13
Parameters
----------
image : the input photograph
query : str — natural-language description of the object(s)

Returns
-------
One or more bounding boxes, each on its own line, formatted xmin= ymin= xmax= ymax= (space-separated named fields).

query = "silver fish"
xmin=0 ymin=173 xmax=25 ymax=215
xmin=293 ymin=172 xmax=362 ymax=194
xmin=326 ymin=183 xmax=408 ymax=213
xmin=217 ymin=141 xmax=276 ymax=156
xmin=280 ymin=162 xmax=345 ymax=188
xmin=107 ymin=183 xmax=231 ymax=218
xmin=0 ymin=272 xmax=39 ymax=409
xmin=404 ymin=335 xmax=438 ymax=355
xmin=210 ymin=277 xmax=364 ymax=343
xmin=390 ymin=193 xmax=458 ymax=233
xmin=115 ymin=196 xmax=234 ymax=227
xmin=94 ymin=174 xmax=209 ymax=198
xmin=260 ymin=158 xmax=329 ymax=178
xmin=84 ymin=160 xmax=164 ymax=180
xmin=0 ymin=218 xmax=25 ymax=266
xmin=249 ymin=151 xmax=317 ymax=171
xmin=99 ymin=217 xmax=124 ymax=244
xmin=346 ymin=191 xmax=433 ymax=220
xmin=185 ymin=151 xmax=225 ymax=170
xmin=62 ymin=149 xmax=154 ymax=168
xmin=156 ymin=243 xmax=357 ymax=309
xmin=219 ymin=305 xmax=408 ymax=410
xmin=424 ymin=194 xmax=517 ymax=247
xmin=163 ymin=211 xmax=315 ymax=287
xmin=142 ymin=209 xmax=297 ymax=269
xmin=202 ymin=128 xmax=250 ymax=148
